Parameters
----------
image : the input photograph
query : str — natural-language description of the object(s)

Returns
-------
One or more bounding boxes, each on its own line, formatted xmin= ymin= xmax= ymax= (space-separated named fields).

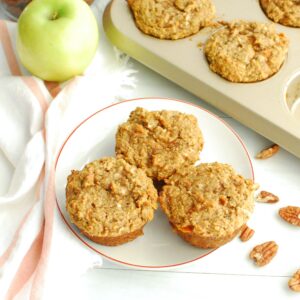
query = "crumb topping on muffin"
xmin=128 ymin=0 xmax=215 ymax=40
xmin=260 ymin=0 xmax=300 ymax=27
xmin=66 ymin=157 xmax=157 ymax=238
xmin=205 ymin=21 xmax=289 ymax=82
xmin=115 ymin=107 xmax=204 ymax=180
xmin=159 ymin=162 xmax=256 ymax=238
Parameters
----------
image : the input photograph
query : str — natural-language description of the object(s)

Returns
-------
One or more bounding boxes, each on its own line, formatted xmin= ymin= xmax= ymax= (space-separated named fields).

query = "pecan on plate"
xmin=279 ymin=206 xmax=300 ymax=227
xmin=249 ymin=241 xmax=278 ymax=267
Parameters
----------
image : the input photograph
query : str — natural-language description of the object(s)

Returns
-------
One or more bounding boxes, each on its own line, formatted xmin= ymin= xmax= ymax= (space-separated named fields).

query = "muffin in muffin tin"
xmin=127 ymin=0 xmax=216 ymax=40
xmin=204 ymin=21 xmax=289 ymax=83
xmin=260 ymin=0 xmax=300 ymax=28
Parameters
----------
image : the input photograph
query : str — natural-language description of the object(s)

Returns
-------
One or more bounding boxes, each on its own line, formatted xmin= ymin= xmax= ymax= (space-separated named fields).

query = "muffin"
xmin=66 ymin=157 xmax=158 ymax=246
xmin=159 ymin=162 xmax=257 ymax=248
xmin=260 ymin=0 xmax=300 ymax=28
xmin=115 ymin=107 xmax=204 ymax=181
xmin=204 ymin=21 xmax=289 ymax=82
xmin=127 ymin=0 xmax=216 ymax=40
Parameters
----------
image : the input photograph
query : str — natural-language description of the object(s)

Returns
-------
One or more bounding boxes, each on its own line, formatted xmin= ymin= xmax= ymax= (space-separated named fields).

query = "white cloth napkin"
xmin=0 ymin=1 xmax=136 ymax=299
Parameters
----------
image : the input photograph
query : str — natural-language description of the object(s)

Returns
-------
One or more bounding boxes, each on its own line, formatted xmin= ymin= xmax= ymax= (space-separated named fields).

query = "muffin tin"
xmin=103 ymin=0 xmax=300 ymax=158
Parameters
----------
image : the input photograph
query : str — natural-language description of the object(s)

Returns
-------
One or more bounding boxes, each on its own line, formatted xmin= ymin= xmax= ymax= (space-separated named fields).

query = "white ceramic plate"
xmin=55 ymin=98 xmax=254 ymax=269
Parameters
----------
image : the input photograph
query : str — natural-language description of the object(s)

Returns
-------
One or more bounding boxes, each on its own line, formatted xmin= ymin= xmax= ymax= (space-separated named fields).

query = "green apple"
xmin=17 ymin=0 xmax=99 ymax=82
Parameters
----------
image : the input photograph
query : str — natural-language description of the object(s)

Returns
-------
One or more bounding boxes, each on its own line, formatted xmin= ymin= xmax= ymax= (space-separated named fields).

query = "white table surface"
xmin=1 ymin=3 xmax=300 ymax=300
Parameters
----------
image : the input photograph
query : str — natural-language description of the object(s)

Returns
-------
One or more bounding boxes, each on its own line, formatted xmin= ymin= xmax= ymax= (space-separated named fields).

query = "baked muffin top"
xmin=159 ymin=162 xmax=256 ymax=238
xmin=66 ymin=157 xmax=157 ymax=238
xmin=115 ymin=107 xmax=204 ymax=180
xmin=128 ymin=0 xmax=215 ymax=40
xmin=260 ymin=0 xmax=300 ymax=27
xmin=204 ymin=21 xmax=289 ymax=82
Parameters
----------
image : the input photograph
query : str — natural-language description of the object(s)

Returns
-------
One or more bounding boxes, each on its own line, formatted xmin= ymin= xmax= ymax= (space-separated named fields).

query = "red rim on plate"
xmin=55 ymin=97 xmax=254 ymax=269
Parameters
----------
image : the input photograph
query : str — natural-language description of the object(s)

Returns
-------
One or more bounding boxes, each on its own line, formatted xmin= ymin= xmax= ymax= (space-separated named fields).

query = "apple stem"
xmin=51 ymin=11 xmax=59 ymax=20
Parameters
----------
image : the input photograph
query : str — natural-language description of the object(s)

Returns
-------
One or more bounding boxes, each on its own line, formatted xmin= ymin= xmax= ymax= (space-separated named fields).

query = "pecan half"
xmin=249 ymin=241 xmax=278 ymax=266
xmin=256 ymin=144 xmax=279 ymax=159
xmin=239 ymin=224 xmax=255 ymax=242
xmin=256 ymin=191 xmax=279 ymax=203
xmin=289 ymin=269 xmax=300 ymax=292
xmin=279 ymin=206 xmax=300 ymax=227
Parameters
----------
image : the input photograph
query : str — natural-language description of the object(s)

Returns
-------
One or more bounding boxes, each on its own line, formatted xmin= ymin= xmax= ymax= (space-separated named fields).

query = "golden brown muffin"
xmin=115 ymin=107 xmax=204 ymax=181
xmin=66 ymin=157 xmax=158 ymax=246
xmin=159 ymin=162 xmax=257 ymax=248
xmin=260 ymin=0 xmax=300 ymax=27
xmin=127 ymin=0 xmax=216 ymax=40
xmin=204 ymin=21 xmax=289 ymax=83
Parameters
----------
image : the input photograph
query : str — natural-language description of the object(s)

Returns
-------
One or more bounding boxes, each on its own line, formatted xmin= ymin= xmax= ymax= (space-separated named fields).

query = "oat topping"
xmin=260 ymin=0 xmax=300 ymax=27
xmin=128 ymin=0 xmax=215 ymax=40
xmin=66 ymin=157 xmax=158 ymax=237
xmin=159 ymin=162 xmax=256 ymax=238
xmin=115 ymin=107 xmax=203 ymax=180
xmin=204 ymin=21 xmax=289 ymax=82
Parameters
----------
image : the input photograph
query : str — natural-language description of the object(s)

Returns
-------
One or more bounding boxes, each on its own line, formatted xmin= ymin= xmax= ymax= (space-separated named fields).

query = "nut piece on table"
xmin=279 ymin=206 xmax=300 ymax=227
xmin=249 ymin=241 xmax=278 ymax=267
xmin=256 ymin=144 xmax=279 ymax=159
xmin=256 ymin=191 xmax=279 ymax=203
xmin=289 ymin=269 xmax=300 ymax=292
xmin=239 ymin=224 xmax=255 ymax=242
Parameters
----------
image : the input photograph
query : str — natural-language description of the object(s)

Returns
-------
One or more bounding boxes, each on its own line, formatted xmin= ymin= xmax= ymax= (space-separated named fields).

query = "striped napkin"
xmin=0 ymin=1 xmax=136 ymax=299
